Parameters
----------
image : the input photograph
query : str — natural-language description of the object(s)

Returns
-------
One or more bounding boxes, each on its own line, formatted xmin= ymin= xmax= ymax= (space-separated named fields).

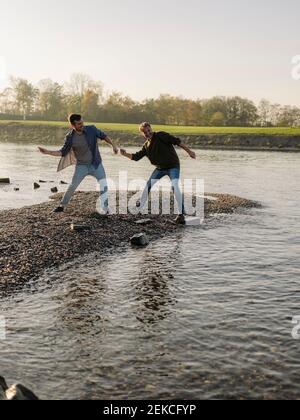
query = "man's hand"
xmin=103 ymin=136 xmax=119 ymax=155
xmin=38 ymin=147 xmax=62 ymax=157
xmin=120 ymin=148 xmax=133 ymax=160
xmin=179 ymin=142 xmax=196 ymax=159
xmin=38 ymin=147 xmax=48 ymax=155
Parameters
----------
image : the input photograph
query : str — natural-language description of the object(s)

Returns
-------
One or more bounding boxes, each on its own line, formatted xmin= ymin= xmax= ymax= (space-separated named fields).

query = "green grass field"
xmin=1 ymin=120 xmax=300 ymax=136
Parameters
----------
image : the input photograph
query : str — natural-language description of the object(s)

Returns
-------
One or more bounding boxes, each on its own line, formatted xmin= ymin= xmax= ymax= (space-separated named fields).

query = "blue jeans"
xmin=140 ymin=167 xmax=185 ymax=214
xmin=61 ymin=164 xmax=109 ymax=210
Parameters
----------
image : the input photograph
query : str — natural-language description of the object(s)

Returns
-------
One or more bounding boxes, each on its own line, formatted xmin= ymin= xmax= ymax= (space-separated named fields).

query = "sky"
xmin=1 ymin=0 xmax=300 ymax=106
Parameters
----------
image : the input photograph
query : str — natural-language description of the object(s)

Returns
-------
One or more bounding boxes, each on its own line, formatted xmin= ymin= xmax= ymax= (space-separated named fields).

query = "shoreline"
xmin=0 ymin=122 xmax=300 ymax=152
xmin=0 ymin=191 xmax=261 ymax=294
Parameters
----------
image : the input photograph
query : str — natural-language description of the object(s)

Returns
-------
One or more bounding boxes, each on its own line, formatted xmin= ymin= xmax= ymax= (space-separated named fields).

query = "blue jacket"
xmin=57 ymin=125 xmax=107 ymax=172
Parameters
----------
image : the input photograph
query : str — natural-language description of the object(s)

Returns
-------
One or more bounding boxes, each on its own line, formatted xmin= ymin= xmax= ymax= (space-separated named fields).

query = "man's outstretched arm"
xmin=120 ymin=147 xmax=146 ymax=161
xmin=103 ymin=136 xmax=119 ymax=155
xmin=179 ymin=142 xmax=196 ymax=159
xmin=161 ymin=132 xmax=196 ymax=160
xmin=38 ymin=147 xmax=62 ymax=157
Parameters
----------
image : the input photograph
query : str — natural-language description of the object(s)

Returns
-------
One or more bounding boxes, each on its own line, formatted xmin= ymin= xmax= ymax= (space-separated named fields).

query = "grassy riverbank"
xmin=1 ymin=120 xmax=300 ymax=136
xmin=0 ymin=120 xmax=300 ymax=150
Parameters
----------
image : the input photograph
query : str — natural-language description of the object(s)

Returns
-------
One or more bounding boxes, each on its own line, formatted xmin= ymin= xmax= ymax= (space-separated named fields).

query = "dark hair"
xmin=68 ymin=114 xmax=82 ymax=125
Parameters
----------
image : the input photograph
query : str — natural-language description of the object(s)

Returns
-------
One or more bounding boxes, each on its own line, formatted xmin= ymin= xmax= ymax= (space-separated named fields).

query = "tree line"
xmin=0 ymin=73 xmax=299 ymax=127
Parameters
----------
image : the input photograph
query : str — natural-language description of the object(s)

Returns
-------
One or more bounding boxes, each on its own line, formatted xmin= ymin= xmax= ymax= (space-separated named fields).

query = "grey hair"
xmin=139 ymin=122 xmax=152 ymax=132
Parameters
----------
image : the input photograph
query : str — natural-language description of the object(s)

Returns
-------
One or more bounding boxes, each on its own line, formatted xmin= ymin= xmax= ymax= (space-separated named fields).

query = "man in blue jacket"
xmin=38 ymin=114 xmax=118 ymax=213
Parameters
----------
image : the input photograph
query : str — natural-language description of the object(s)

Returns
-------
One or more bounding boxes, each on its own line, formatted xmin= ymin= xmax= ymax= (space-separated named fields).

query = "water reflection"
xmin=132 ymin=234 xmax=183 ymax=326
xmin=52 ymin=266 xmax=109 ymax=338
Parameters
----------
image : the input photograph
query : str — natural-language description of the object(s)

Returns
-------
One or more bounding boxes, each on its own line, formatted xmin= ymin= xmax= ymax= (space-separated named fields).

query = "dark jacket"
xmin=132 ymin=131 xmax=181 ymax=170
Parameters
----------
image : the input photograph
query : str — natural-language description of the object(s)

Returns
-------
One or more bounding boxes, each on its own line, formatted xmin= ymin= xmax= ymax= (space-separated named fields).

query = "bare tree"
xmin=10 ymin=77 xmax=38 ymax=120
xmin=37 ymin=79 xmax=66 ymax=120
xmin=65 ymin=73 xmax=104 ymax=113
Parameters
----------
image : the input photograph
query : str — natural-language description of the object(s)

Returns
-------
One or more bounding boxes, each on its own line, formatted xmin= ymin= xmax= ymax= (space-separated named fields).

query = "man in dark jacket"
xmin=120 ymin=122 xmax=196 ymax=222
xmin=38 ymin=114 xmax=118 ymax=213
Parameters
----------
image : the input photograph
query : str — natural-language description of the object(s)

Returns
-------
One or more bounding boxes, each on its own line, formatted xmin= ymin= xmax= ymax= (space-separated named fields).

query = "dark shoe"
xmin=53 ymin=206 xmax=64 ymax=213
xmin=175 ymin=214 xmax=186 ymax=225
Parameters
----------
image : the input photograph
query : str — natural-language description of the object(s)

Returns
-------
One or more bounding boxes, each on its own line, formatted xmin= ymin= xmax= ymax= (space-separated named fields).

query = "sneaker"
xmin=97 ymin=207 xmax=112 ymax=216
xmin=53 ymin=206 xmax=64 ymax=213
xmin=175 ymin=214 xmax=186 ymax=225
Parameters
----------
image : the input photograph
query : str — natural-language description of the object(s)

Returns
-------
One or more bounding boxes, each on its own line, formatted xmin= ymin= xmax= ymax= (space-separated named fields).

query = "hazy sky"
xmin=1 ymin=0 xmax=300 ymax=105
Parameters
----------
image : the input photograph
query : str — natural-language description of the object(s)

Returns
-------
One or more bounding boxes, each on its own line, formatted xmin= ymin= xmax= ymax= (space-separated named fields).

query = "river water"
xmin=0 ymin=142 xmax=300 ymax=400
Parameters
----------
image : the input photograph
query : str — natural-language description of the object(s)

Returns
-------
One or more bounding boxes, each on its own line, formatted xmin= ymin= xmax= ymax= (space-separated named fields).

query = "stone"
xmin=0 ymin=376 xmax=38 ymax=400
xmin=130 ymin=233 xmax=150 ymax=247
xmin=60 ymin=180 xmax=68 ymax=185
xmin=33 ymin=182 xmax=40 ymax=189
xmin=70 ymin=223 xmax=92 ymax=232
xmin=185 ymin=216 xmax=202 ymax=226
xmin=0 ymin=178 xmax=10 ymax=184
xmin=5 ymin=384 xmax=39 ymax=400
xmin=135 ymin=219 xmax=153 ymax=225
xmin=14 ymin=187 xmax=20 ymax=191
xmin=51 ymin=187 xmax=58 ymax=193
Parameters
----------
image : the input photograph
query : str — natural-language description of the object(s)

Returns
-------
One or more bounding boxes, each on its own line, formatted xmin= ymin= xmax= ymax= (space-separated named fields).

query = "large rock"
xmin=0 ymin=376 xmax=39 ymax=400
xmin=130 ymin=233 xmax=150 ymax=247
xmin=0 ymin=178 xmax=10 ymax=184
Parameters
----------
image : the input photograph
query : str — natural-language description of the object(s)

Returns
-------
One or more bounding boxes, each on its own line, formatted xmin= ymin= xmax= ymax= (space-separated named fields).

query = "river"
xmin=0 ymin=142 xmax=300 ymax=399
